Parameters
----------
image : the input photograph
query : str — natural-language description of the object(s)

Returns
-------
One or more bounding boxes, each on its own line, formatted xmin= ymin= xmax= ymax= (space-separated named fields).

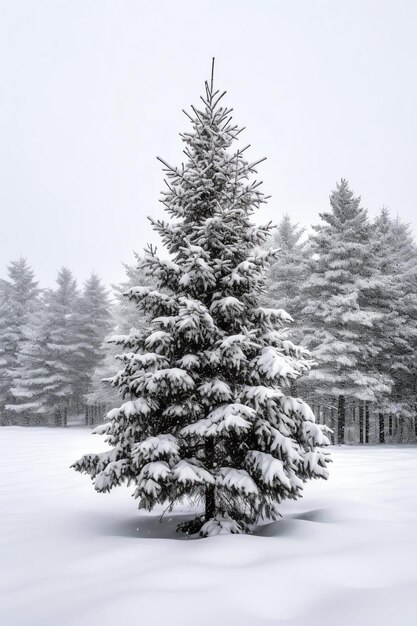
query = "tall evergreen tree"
xmin=6 ymin=293 xmax=51 ymax=424
xmin=265 ymin=214 xmax=306 ymax=335
xmin=87 ymin=255 xmax=152 ymax=408
xmin=0 ymin=258 xmax=39 ymax=420
xmin=44 ymin=268 xmax=82 ymax=418
xmin=73 ymin=273 xmax=112 ymax=405
xmin=73 ymin=63 xmax=330 ymax=536
xmin=370 ymin=209 xmax=417 ymax=440
xmin=8 ymin=268 xmax=81 ymax=424
xmin=300 ymin=180 xmax=391 ymax=442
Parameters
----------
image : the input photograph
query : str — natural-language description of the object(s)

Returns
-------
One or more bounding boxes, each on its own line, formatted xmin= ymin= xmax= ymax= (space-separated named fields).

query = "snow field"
xmin=1 ymin=427 xmax=416 ymax=626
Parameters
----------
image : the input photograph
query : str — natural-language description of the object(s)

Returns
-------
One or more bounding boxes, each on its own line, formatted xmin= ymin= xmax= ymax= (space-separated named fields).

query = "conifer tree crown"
xmin=301 ymin=179 xmax=391 ymax=403
xmin=73 ymin=62 xmax=330 ymax=536
xmin=0 ymin=257 xmax=39 ymax=413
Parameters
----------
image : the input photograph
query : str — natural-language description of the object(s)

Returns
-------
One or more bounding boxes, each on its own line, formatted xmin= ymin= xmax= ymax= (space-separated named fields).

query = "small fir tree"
xmin=73 ymin=62 xmax=330 ymax=536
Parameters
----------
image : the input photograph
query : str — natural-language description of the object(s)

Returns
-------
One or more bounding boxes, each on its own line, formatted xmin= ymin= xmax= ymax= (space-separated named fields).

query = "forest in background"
xmin=1 ymin=179 xmax=416 ymax=443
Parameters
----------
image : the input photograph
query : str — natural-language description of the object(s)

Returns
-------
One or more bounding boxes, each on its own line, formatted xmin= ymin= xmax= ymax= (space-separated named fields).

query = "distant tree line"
xmin=0 ymin=261 xmax=112 ymax=425
xmin=1 ymin=179 xmax=417 ymax=442
xmin=0 ymin=254 xmax=153 ymax=426
xmin=264 ymin=179 xmax=417 ymax=443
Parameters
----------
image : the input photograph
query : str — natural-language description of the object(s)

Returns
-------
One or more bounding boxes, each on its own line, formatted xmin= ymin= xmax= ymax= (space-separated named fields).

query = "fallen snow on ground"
xmin=1 ymin=427 xmax=416 ymax=626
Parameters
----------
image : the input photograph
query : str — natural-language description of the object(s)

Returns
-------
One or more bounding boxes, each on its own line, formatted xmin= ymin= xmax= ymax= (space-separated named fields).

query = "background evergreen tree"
xmin=73 ymin=62 xmax=330 ymax=536
xmin=87 ymin=255 xmax=152 ymax=408
xmin=6 ymin=293 xmax=51 ymax=424
xmin=300 ymin=180 xmax=391 ymax=442
xmin=44 ymin=268 xmax=82 ymax=421
xmin=264 ymin=214 xmax=306 ymax=343
xmin=73 ymin=273 xmax=112 ymax=407
xmin=0 ymin=258 xmax=39 ymax=422
xmin=8 ymin=268 xmax=81 ymax=425
xmin=370 ymin=209 xmax=417 ymax=440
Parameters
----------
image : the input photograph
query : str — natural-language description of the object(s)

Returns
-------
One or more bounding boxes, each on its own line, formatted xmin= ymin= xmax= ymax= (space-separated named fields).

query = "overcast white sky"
xmin=1 ymin=0 xmax=416 ymax=288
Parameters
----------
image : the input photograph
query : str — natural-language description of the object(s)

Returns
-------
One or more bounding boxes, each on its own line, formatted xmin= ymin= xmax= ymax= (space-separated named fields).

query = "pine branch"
xmin=145 ymin=242 xmax=157 ymax=258
xmin=212 ymin=90 xmax=227 ymax=111
xmin=156 ymin=156 xmax=176 ymax=172
xmin=199 ymin=95 xmax=211 ymax=110
xmin=204 ymin=81 xmax=211 ymax=104
xmin=182 ymin=108 xmax=194 ymax=122
xmin=163 ymin=179 xmax=173 ymax=192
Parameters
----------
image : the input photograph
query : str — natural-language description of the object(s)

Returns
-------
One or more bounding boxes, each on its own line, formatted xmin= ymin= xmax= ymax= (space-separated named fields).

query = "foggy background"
xmin=1 ymin=0 xmax=416 ymax=287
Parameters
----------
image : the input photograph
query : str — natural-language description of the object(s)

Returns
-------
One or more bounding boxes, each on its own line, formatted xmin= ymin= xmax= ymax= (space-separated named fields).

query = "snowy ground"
xmin=1 ymin=427 xmax=416 ymax=626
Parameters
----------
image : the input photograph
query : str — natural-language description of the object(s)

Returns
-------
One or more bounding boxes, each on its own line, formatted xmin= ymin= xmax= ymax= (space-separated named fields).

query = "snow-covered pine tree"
xmin=265 ymin=214 xmax=306 ymax=334
xmin=0 ymin=281 xmax=12 ymax=417
xmin=6 ymin=293 xmax=51 ymax=424
xmin=73 ymin=62 xmax=330 ymax=536
xmin=8 ymin=267 xmax=82 ymax=425
xmin=300 ymin=180 xmax=391 ymax=443
xmin=72 ymin=273 xmax=112 ymax=407
xmin=87 ymin=255 xmax=152 ymax=408
xmin=42 ymin=268 xmax=84 ymax=423
xmin=389 ymin=218 xmax=417 ymax=431
xmin=0 ymin=257 xmax=39 ymax=422
xmin=370 ymin=209 xmax=417 ymax=440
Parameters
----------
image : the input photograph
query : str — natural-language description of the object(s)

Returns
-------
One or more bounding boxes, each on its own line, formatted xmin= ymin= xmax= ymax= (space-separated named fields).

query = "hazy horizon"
xmin=1 ymin=0 xmax=416 ymax=288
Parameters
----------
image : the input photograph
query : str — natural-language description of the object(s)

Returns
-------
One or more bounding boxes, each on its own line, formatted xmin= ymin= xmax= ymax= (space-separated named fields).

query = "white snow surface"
xmin=1 ymin=427 xmax=417 ymax=626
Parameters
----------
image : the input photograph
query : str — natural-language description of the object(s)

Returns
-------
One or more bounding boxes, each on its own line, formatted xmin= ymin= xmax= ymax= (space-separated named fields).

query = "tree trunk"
xmin=338 ymin=395 xmax=345 ymax=444
xmin=204 ymin=439 xmax=215 ymax=521
xmin=394 ymin=417 xmax=403 ymax=443
xmin=365 ymin=402 xmax=370 ymax=443
xmin=331 ymin=405 xmax=336 ymax=444
xmin=379 ymin=413 xmax=385 ymax=443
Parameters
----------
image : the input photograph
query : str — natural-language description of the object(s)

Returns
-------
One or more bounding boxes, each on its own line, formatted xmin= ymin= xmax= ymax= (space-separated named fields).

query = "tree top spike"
xmin=210 ymin=57 xmax=215 ymax=94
